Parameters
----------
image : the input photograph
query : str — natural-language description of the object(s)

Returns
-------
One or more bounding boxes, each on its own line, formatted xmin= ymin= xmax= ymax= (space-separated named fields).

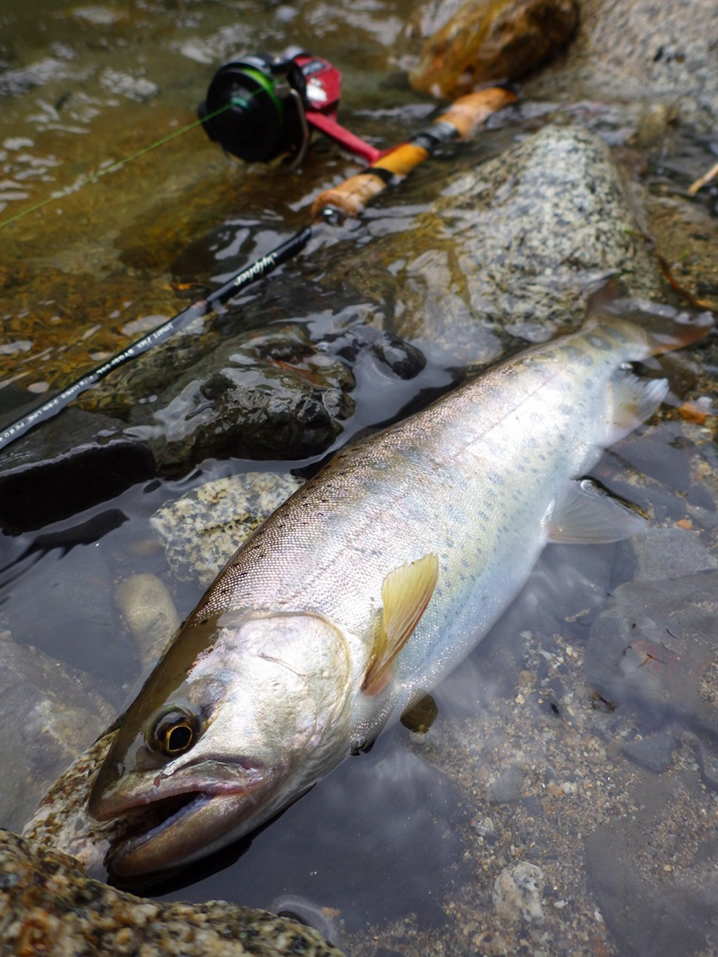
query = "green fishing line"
xmin=0 ymin=100 xmax=237 ymax=232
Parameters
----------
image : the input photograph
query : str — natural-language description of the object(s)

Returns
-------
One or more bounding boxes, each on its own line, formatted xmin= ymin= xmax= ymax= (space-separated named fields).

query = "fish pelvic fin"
xmin=589 ymin=286 xmax=714 ymax=355
xmin=362 ymin=553 xmax=439 ymax=696
xmin=545 ymin=479 xmax=646 ymax=545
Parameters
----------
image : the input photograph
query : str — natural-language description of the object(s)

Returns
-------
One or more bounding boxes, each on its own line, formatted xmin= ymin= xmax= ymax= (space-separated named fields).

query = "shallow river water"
xmin=1 ymin=1 xmax=718 ymax=956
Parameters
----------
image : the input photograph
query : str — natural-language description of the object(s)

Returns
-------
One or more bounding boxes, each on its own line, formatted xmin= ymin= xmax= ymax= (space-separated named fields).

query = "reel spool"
xmin=198 ymin=49 xmax=382 ymax=165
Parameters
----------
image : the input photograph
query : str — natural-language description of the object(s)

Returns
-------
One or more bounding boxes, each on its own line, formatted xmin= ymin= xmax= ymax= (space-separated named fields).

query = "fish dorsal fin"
xmin=607 ymin=369 xmax=669 ymax=443
xmin=545 ymin=479 xmax=646 ymax=545
xmin=362 ymin=553 xmax=439 ymax=695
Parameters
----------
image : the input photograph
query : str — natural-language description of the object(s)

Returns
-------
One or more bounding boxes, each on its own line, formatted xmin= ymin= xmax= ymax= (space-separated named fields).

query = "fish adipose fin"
xmin=607 ymin=369 xmax=669 ymax=443
xmin=545 ymin=479 xmax=646 ymax=545
xmin=362 ymin=553 xmax=439 ymax=695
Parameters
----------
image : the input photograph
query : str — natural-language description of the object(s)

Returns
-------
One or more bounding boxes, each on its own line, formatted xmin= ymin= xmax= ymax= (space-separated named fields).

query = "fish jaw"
xmin=94 ymin=758 xmax=272 ymax=877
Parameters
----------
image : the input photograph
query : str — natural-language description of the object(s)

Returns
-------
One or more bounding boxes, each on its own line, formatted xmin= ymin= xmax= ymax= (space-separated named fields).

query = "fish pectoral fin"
xmin=362 ymin=553 xmax=439 ymax=696
xmin=607 ymin=370 xmax=669 ymax=443
xmin=400 ymin=691 xmax=439 ymax=734
xmin=545 ymin=479 xmax=646 ymax=545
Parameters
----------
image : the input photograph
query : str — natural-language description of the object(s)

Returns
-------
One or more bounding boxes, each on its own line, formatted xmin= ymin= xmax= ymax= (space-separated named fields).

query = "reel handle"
xmin=311 ymin=87 xmax=516 ymax=222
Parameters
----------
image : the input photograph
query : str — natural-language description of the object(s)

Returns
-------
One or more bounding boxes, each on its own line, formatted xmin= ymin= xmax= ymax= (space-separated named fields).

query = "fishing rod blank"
xmin=0 ymin=227 xmax=313 ymax=453
xmin=0 ymin=86 xmax=515 ymax=455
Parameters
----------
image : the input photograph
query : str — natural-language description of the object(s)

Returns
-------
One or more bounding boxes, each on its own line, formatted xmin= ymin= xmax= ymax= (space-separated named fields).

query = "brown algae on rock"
xmin=411 ymin=0 xmax=579 ymax=99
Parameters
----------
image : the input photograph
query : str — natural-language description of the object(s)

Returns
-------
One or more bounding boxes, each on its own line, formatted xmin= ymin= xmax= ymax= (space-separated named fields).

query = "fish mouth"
xmin=98 ymin=766 xmax=267 ymax=878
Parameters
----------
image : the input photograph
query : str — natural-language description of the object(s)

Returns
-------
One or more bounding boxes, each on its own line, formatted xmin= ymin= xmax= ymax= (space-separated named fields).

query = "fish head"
xmin=88 ymin=608 xmax=354 ymax=877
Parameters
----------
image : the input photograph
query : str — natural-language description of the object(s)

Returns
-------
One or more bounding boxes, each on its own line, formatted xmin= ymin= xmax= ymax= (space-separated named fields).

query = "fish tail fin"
xmin=588 ymin=283 xmax=715 ymax=355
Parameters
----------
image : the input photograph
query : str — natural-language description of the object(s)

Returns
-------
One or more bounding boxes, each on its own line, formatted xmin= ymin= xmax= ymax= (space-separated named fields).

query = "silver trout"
xmin=88 ymin=300 xmax=712 ymax=876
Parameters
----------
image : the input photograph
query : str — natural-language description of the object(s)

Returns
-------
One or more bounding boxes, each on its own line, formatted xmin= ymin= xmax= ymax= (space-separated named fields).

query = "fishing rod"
xmin=0 ymin=48 xmax=514 ymax=454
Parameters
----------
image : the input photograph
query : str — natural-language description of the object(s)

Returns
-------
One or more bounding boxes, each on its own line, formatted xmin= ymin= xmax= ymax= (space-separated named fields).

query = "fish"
xmin=87 ymin=296 xmax=713 ymax=878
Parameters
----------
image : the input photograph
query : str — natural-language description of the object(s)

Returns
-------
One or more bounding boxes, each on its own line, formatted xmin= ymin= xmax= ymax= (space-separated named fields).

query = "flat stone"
xmin=584 ymin=572 xmax=718 ymax=739
xmin=489 ymin=763 xmax=524 ymax=804
xmin=0 ymin=408 xmax=154 ymax=533
xmin=630 ymin=526 xmax=718 ymax=582
xmin=622 ymin=733 xmax=676 ymax=774
xmin=0 ymin=634 xmax=113 ymax=832
xmin=115 ymin=574 xmax=180 ymax=667
xmin=150 ymin=472 xmax=304 ymax=587
xmin=585 ymin=824 xmax=717 ymax=957
xmin=493 ymin=861 xmax=545 ymax=926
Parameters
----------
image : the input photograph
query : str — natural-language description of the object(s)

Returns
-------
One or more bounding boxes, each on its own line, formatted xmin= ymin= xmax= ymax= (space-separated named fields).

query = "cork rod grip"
xmin=311 ymin=87 xmax=516 ymax=221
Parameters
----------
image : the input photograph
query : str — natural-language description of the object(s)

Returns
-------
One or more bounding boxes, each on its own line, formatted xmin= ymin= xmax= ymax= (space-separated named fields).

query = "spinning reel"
xmin=198 ymin=48 xmax=383 ymax=165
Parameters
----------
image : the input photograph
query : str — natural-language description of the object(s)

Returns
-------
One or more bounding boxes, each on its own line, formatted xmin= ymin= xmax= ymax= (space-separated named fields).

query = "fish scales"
xmin=194 ymin=325 xmax=625 ymax=692
xmin=85 ymin=305 xmax=713 ymax=877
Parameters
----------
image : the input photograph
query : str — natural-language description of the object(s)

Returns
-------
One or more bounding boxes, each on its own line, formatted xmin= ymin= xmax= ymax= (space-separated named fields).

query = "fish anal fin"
xmin=608 ymin=370 xmax=669 ymax=443
xmin=545 ymin=479 xmax=646 ymax=545
xmin=362 ymin=553 xmax=439 ymax=695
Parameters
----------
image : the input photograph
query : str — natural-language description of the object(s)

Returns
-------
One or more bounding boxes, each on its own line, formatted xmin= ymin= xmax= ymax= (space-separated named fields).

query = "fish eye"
xmin=148 ymin=708 xmax=201 ymax=756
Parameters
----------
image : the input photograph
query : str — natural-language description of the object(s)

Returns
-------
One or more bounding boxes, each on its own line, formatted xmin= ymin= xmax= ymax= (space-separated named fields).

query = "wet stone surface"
xmin=0 ymin=830 xmax=345 ymax=957
xmin=584 ymin=571 xmax=718 ymax=739
xmin=368 ymin=124 xmax=663 ymax=359
xmin=150 ymin=472 xmax=305 ymax=588
xmin=128 ymin=325 xmax=356 ymax=475
xmin=0 ymin=633 xmax=112 ymax=833
xmin=0 ymin=408 xmax=154 ymax=534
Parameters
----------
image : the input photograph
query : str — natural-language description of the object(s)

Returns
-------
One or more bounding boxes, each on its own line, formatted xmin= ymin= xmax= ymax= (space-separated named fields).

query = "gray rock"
xmin=526 ymin=0 xmax=718 ymax=131
xmin=0 ymin=830 xmax=345 ymax=957
xmin=585 ymin=824 xmax=717 ymax=957
xmin=630 ymin=526 xmax=718 ymax=582
xmin=0 ymin=408 xmax=154 ymax=533
xmin=128 ymin=325 xmax=355 ymax=476
xmin=381 ymin=125 xmax=662 ymax=357
xmin=622 ymin=733 xmax=676 ymax=774
xmin=489 ymin=763 xmax=524 ymax=804
xmin=584 ymin=572 xmax=718 ymax=738
xmin=150 ymin=472 xmax=305 ymax=587
xmin=0 ymin=633 xmax=113 ymax=832
xmin=493 ymin=861 xmax=545 ymax=926
xmin=115 ymin=574 xmax=180 ymax=667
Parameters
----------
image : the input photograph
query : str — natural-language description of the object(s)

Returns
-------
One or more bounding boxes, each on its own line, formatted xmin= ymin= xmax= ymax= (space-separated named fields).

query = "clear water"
xmin=1 ymin=2 xmax=718 ymax=955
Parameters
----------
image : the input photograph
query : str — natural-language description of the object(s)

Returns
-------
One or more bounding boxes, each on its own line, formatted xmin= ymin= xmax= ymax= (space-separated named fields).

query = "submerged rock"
xmin=410 ymin=0 xmax=579 ymax=99
xmin=115 ymin=573 xmax=180 ymax=667
xmin=0 ymin=634 xmax=113 ymax=833
xmin=377 ymin=125 xmax=662 ymax=359
xmin=128 ymin=325 xmax=355 ymax=476
xmin=0 ymin=830 xmax=345 ymax=957
xmin=630 ymin=526 xmax=718 ymax=582
xmin=584 ymin=571 xmax=718 ymax=739
xmin=493 ymin=861 xmax=545 ymax=926
xmin=585 ymin=820 xmax=718 ymax=957
xmin=0 ymin=408 xmax=154 ymax=533
xmin=150 ymin=472 xmax=305 ymax=587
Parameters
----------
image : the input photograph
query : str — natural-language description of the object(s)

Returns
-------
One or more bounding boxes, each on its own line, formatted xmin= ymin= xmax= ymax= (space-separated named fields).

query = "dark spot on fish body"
xmin=603 ymin=325 xmax=631 ymax=344
xmin=586 ymin=333 xmax=614 ymax=351
xmin=577 ymin=353 xmax=595 ymax=367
